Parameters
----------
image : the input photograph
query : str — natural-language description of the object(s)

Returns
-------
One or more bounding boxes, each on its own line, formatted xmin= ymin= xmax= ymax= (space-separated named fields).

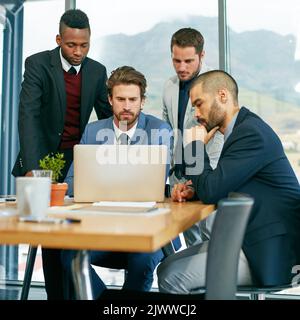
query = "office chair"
xmin=204 ymin=197 xmax=253 ymax=299
xmin=236 ymin=263 xmax=300 ymax=300
xmin=227 ymin=193 xmax=300 ymax=300
xmin=100 ymin=197 xmax=254 ymax=300
xmin=236 ymin=284 xmax=298 ymax=300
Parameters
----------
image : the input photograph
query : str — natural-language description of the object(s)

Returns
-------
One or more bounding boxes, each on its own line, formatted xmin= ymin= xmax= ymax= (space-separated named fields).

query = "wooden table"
xmin=0 ymin=199 xmax=215 ymax=299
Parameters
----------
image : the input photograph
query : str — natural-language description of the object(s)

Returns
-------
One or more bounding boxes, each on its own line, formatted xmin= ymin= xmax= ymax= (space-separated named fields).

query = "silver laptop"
xmin=73 ymin=144 xmax=168 ymax=202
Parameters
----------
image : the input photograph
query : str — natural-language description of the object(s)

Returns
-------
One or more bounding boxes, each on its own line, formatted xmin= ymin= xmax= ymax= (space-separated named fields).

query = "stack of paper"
xmin=92 ymin=201 xmax=157 ymax=213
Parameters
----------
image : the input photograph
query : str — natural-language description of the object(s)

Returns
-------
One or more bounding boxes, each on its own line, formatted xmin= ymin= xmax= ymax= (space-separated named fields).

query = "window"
xmin=77 ymin=0 xmax=219 ymax=288
xmin=23 ymin=0 xmax=64 ymax=61
xmin=77 ymin=0 xmax=219 ymax=119
xmin=227 ymin=0 xmax=300 ymax=180
xmin=0 ymin=23 xmax=3 ymax=115
xmin=17 ymin=0 xmax=65 ymax=283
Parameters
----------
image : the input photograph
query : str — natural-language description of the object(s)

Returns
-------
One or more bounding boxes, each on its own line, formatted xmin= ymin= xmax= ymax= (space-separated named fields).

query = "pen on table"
xmin=19 ymin=217 xmax=81 ymax=224
xmin=64 ymin=218 xmax=81 ymax=224
xmin=0 ymin=197 xmax=16 ymax=203
xmin=146 ymin=207 xmax=159 ymax=212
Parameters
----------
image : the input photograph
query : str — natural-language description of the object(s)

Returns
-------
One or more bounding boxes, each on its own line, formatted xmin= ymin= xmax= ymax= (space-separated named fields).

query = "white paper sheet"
xmin=93 ymin=201 xmax=156 ymax=208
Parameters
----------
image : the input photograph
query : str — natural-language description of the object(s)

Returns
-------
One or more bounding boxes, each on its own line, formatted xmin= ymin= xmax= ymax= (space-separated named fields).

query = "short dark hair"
xmin=191 ymin=70 xmax=239 ymax=103
xmin=107 ymin=66 xmax=147 ymax=99
xmin=171 ymin=28 xmax=204 ymax=54
xmin=59 ymin=9 xmax=90 ymax=34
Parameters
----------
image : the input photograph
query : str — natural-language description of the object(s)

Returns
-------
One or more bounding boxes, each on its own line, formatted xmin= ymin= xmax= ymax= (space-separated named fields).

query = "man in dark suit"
xmin=12 ymin=9 xmax=112 ymax=299
xmin=12 ymin=9 xmax=112 ymax=179
xmin=157 ymin=70 xmax=300 ymax=293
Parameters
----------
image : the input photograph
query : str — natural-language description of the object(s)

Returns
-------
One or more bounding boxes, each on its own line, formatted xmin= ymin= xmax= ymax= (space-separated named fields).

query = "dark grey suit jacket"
xmin=12 ymin=47 xmax=112 ymax=176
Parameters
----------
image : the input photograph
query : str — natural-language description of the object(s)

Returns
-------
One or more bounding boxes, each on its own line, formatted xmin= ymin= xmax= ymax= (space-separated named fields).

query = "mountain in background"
xmin=91 ymin=15 xmax=300 ymax=131
xmin=229 ymin=28 xmax=300 ymax=104
xmin=93 ymin=15 xmax=219 ymax=105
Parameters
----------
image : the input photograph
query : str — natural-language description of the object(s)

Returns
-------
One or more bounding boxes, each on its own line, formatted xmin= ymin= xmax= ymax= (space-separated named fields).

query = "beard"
xmin=116 ymin=110 xmax=140 ymax=129
xmin=206 ymin=99 xmax=225 ymax=132
xmin=178 ymin=62 xmax=201 ymax=82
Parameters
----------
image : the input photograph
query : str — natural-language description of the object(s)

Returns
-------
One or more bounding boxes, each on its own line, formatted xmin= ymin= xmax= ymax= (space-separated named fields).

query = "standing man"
xmin=158 ymin=70 xmax=300 ymax=293
xmin=12 ymin=9 xmax=112 ymax=299
xmin=63 ymin=66 xmax=180 ymax=299
xmin=163 ymin=28 xmax=223 ymax=246
xmin=12 ymin=9 xmax=112 ymax=180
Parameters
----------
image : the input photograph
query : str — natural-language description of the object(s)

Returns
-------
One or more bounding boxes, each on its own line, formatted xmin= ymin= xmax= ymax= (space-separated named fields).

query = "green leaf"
xmin=39 ymin=152 xmax=66 ymax=183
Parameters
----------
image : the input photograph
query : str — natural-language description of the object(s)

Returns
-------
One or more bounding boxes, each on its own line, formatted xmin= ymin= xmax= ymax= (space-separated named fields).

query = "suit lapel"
xmin=130 ymin=113 xmax=148 ymax=145
xmin=50 ymin=48 xmax=66 ymax=122
xmin=98 ymin=118 xmax=114 ymax=145
xmin=221 ymin=107 xmax=249 ymax=156
xmin=233 ymin=106 xmax=249 ymax=127
xmin=171 ymin=78 xmax=179 ymax=130
xmin=183 ymin=99 xmax=196 ymax=128
xmin=80 ymin=58 xmax=92 ymax=132
xmin=51 ymin=52 xmax=93 ymax=133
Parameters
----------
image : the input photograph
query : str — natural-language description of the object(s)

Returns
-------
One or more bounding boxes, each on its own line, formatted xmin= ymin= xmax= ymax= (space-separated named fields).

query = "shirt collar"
xmin=113 ymin=120 xmax=138 ymax=143
xmin=59 ymin=48 xmax=81 ymax=74
xmin=224 ymin=110 xmax=239 ymax=142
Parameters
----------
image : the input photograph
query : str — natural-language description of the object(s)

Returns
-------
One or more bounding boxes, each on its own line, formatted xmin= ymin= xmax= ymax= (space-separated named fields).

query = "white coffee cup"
xmin=16 ymin=177 xmax=51 ymax=218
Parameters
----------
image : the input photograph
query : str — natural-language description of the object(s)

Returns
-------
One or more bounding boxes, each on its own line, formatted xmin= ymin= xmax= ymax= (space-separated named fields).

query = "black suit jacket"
xmin=12 ymin=47 xmax=112 ymax=176
xmin=186 ymin=107 xmax=300 ymax=286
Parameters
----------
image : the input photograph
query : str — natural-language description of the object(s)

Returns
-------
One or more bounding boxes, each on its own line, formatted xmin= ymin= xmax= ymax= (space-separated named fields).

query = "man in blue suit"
xmin=63 ymin=66 xmax=180 ymax=299
xmin=158 ymin=70 xmax=300 ymax=293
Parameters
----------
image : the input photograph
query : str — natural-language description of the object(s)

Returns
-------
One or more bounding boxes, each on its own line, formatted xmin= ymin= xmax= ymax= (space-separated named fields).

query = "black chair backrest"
xmin=205 ymin=197 xmax=254 ymax=300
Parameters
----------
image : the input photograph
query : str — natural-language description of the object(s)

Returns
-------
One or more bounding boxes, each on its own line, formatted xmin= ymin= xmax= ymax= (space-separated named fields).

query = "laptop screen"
xmin=73 ymin=145 xmax=167 ymax=202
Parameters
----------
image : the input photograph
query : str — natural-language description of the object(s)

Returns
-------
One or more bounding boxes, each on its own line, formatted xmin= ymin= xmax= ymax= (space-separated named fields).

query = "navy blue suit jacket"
xmin=186 ymin=107 xmax=300 ymax=286
xmin=65 ymin=112 xmax=173 ymax=195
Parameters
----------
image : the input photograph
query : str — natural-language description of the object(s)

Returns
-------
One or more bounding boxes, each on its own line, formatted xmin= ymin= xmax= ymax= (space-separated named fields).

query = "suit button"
xmin=58 ymin=133 xmax=61 ymax=136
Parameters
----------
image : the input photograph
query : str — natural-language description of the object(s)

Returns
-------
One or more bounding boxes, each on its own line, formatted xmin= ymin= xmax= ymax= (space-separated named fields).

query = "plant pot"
xmin=50 ymin=182 xmax=68 ymax=206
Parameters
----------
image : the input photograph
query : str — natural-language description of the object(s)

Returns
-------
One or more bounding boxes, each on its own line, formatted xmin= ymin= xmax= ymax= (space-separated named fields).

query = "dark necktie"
xmin=119 ymin=133 xmax=129 ymax=145
xmin=68 ymin=66 xmax=77 ymax=75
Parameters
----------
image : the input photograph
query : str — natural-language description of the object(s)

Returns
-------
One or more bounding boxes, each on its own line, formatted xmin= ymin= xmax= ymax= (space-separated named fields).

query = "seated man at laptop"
xmin=62 ymin=66 xmax=180 ymax=299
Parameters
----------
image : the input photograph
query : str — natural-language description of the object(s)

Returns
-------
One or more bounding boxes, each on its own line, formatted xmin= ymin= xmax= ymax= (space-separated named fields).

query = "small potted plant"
xmin=39 ymin=152 xmax=68 ymax=206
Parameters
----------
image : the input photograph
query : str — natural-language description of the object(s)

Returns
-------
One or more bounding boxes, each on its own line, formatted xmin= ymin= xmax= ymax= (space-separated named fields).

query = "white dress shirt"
xmin=59 ymin=49 xmax=81 ymax=74
xmin=112 ymin=121 xmax=138 ymax=145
